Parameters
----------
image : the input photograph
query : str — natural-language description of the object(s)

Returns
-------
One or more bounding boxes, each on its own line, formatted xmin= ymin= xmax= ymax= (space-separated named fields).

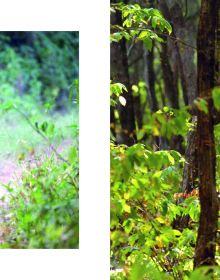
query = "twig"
xmin=126 ymin=36 xmax=136 ymax=57
xmin=14 ymin=108 xmax=70 ymax=164
xmin=114 ymin=26 xmax=197 ymax=50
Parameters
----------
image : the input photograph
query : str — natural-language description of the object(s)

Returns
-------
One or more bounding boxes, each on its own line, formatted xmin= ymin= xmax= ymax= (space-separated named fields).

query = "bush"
xmin=0 ymin=146 xmax=79 ymax=249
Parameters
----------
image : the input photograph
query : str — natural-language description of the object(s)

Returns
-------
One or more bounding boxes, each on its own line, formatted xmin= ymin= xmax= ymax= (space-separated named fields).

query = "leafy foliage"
xmin=1 ymin=148 xmax=79 ymax=248
xmin=111 ymin=3 xmax=172 ymax=50
xmin=0 ymin=32 xmax=79 ymax=110
xmin=110 ymin=1 xmax=220 ymax=279
xmin=110 ymin=143 xmax=220 ymax=279
xmin=110 ymin=82 xmax=128 ymax=107
xmin=110 ymin=143 xmax=203 ymax=279
xmin=0 ymin=112 xmax=79 ymax=248
xmin=212 ymin=87 xmax=220 ymax=110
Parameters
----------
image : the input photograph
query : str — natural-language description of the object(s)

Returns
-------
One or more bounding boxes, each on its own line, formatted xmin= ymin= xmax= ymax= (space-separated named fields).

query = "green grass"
xmin=0 ymin=109 xmax=78 ymax=159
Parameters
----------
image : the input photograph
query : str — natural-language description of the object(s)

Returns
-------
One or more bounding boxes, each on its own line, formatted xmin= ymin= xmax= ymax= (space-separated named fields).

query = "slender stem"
xmin=112 ymin=26 xmax=197 ymax=50
xmin=14 ymin=107 xmax=70 ymax=164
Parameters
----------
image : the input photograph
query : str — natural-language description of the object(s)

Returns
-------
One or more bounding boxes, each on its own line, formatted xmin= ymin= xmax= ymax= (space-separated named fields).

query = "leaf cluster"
xmin=110 ymin=144 xmax=204 ymax=279
xmin=111 ymin=4 xmax=172 ymax=51
xmin=0 ymin=145 xmax=79 ymax=249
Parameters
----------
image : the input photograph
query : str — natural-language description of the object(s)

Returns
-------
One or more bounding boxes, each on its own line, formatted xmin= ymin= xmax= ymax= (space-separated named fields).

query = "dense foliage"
xmin=1 ymin=149 xmax=79 ymax=249
xmin=111 ymin=143 xmax=219 ymax=279
xmin=0 ymin=32 xmax=79 ymax=110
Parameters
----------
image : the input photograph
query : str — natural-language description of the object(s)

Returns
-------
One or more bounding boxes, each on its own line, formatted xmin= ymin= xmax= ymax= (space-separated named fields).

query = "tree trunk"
xmin=157 ymin=1 xmax=199 ymax=231
xmin=194 ymin=0 xmax=219 ymax=268
xmin=110 ymin=0 xmax=136 ymax=146
xmin=160 ymin=41 xmax=179 ymax=109
xmin=182 ymin=117 xmax=198 ymax=193
xmin=215 ymin=2 xmax=220 ymax=87
xmin=172 ymin=1 xmax=199 ymax=194
xmin=143 ymin=45 xmax=158 ymax=113
xmin=110 ymin=107 xmax=116 ymax=139
xmin=129 ymin=42 xmax=144 ymax=130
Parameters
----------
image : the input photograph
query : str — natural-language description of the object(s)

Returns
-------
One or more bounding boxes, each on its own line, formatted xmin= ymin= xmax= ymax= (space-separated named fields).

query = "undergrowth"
xmin=0 ymin=143 xmax=79 ymax=248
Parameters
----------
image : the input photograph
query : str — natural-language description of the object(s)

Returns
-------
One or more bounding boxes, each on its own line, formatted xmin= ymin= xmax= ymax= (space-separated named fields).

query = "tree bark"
xmin=215 ymin=1 xmax=220 ymax=87
xmin=160 ymin=41 xmax=179 ymax=109
xmin=194 ymin=0 xmax=219 ymax=268
xmin=158 ymin=1 xmax=199 ymax=223
xmin=143 ymin=44 xmax=158 ymax=113
xmin=170 ymin=1 xmax=199 ymax=195
xmin=128 ymin=42 xmax=144 ymax=130
xmin=111 ymin=0 xmax=136 ymax=146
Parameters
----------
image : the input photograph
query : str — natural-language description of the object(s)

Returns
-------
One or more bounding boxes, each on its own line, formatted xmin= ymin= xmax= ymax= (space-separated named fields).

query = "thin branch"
xmin=14 ymin=108 xmax=70 ymax=164
xmin=126 ymin=36 xmax=136 ymax=57
xmin=113 ymin=26 xmax=197 ymax=50
xmin=126 ymin=31 xmax=141 ymax=57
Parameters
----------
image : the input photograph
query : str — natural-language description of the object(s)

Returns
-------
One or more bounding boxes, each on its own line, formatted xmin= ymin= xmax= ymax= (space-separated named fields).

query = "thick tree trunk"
xmin=194 ymin=0 xmax=219 ymax=268
xmin=111 ymin=0 xmax=136 ymax=146
xmin=215 ymin=2 xmax=220 ymax=87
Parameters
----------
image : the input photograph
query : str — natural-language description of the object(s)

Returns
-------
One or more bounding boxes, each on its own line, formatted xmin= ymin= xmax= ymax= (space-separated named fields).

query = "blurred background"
xmin=0 ymin=31 xmax=79 ymax=158
xmin=0 ymin=31 xmax=79 ymax=249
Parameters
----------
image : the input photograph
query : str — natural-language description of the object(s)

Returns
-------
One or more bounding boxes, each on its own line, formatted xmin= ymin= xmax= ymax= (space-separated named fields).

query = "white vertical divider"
xmin=80 ymin=0 xmax=110 ymax=278
xmin=0 ymin=0 xmax=109 ymax=279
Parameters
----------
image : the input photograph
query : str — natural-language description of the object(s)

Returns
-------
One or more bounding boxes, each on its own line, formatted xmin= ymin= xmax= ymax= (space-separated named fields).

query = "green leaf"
xmin=167 ymin=152 xmax=175 ymax=165
xmin=152 ymin=16 xmax=159 ymax=29
xmin=110 ymin=32 xmax=123 ymax=42
xmin=212 ymin=86 xmax=220 ymax=110
xmin=132 ymin=84 xmax=139 ymax=94
xmin=110 ymin=99 xmax=117 ymax=107
xmin=121 ymin=200 xmax=131 ymax=213
xmin=143 ymin=37 xmax=153 ymax=51
xmin=0 ymin=101 xmax=15 ymax=111
xmin=138 ymin=31 xmax=149 ymax=39
xmin=41 ymin=121 xmax=48 ymax=132
xmin=68 ymin=146 xmax=78 ymax=163
xmin=110 ymin=82 xmax=128 ymax=96
xmin=164 ymin=20 xmax=172 ymax=34
xmin=123 ymin=18 xmax=132 ymax=28
xmin=194 ymin=98 xmax=208 ymax=114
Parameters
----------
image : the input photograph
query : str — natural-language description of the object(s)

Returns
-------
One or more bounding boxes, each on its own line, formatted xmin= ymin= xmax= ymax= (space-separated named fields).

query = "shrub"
xmin=0 ymin=146 xmax=79 ymax=249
